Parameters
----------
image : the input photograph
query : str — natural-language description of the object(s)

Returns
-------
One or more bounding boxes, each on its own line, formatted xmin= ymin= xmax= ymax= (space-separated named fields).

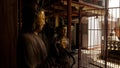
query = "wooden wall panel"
xmin=0 ymin=0 xmax=18 ymax=68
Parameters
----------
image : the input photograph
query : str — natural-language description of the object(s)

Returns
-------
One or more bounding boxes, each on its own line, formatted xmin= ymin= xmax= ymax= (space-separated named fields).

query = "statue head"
xmin=22 ymin=9 xmax=45 ymax=33
xmin=57 ymin=25 xmax=67 ymax=37
xmin=33 ymin=10 xmax=45 ymax=33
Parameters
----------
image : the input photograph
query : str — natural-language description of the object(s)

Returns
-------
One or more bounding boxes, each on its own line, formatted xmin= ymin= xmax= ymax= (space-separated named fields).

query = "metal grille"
xmin=78 ymin=7 xmax=120 ymax=68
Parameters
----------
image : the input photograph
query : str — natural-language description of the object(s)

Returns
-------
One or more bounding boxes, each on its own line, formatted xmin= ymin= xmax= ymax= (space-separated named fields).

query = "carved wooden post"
xmin=67 ymin=0 xmax=72 ymax=50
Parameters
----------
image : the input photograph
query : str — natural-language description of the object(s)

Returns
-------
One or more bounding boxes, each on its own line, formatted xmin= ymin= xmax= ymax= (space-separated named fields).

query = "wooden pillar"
xmin=67 ymin=0 xmax=72 ymax=50
xmin=104 ymin=0 xmax=109 ymax=67
xmin=78 ymin=7 xmax=83 ymax=68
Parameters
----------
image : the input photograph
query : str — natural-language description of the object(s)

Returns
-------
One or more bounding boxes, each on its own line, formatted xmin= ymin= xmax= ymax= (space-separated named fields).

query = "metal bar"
xmin=89 ymin=63 xmax=103 ymax=68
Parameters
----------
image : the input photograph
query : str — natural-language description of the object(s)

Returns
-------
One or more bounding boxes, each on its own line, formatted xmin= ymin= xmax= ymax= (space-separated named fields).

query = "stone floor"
xmin=71 ymin=49 xmax=120 ymax=68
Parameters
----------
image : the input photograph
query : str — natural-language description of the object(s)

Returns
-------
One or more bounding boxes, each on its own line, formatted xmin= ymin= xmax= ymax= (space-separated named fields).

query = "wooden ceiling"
xmin=43 ymin=0 xmax=105 ymax=18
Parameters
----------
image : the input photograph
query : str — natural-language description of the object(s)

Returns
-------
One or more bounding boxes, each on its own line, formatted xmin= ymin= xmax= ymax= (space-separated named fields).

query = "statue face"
xmin=36 ymin=10 xmax=45 ymax=32
xmin=61 ymin=26 xmax=67 ymax=36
